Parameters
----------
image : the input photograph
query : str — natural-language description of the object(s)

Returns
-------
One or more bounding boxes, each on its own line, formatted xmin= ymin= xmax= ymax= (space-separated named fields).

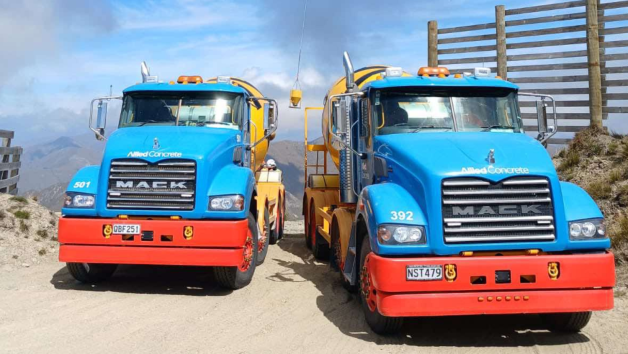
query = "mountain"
xmin=20 ymin=134 xmax=104 ymax=194
xmin=21 ymin=135 xmax=317 ymax=215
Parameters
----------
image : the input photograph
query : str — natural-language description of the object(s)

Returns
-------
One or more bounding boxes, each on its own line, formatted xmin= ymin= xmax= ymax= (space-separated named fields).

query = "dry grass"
xmin=9 ymin=196 xmax=28 ymax=204
xmin=13 ymin=210 xmax=30 ymax=219
xmin=554 ymin=127 xmax=628 ymax=256
xmin=19 ymin=220 xmax=28 ymax=233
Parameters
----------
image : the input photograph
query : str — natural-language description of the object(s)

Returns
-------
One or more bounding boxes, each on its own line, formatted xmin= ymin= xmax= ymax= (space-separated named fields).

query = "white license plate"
xmin=406 ymin=265 xmax=443 ymax=281
xmin=112 ymin=224 xmax=141 ymax=235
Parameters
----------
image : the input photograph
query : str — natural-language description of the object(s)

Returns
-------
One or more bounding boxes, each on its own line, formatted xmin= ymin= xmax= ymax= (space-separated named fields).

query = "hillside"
xmin=0 ymin=194 xmax=58 ymax=270
xmin=553 ymin=127 xmax=628 ymax=263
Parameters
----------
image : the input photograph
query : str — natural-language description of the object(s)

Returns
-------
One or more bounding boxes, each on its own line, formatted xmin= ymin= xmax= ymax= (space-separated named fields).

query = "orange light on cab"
xmin=177 ymin=76 xmax=203 ymax=84
xmin=418 ymin=67 xmax=450 ymax=77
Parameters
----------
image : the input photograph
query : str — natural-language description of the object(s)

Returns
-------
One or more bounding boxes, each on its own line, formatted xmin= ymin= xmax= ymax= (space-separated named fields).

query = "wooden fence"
xmin=0 ymin=130 xmax=21 ymax=195
xmin=429 ymin=0 xmax=628 ymax=144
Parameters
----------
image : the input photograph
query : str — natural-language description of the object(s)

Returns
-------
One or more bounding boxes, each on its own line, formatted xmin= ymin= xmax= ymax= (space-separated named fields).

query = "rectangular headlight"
xmin=208 ymin=195 xmax=244 ymax=211
xmin=64 ymin=193 xmax=95 ymax=208
xmin=377 ymin=224 xmax=426 ymax=245
xmin=569 ymin=218 xmax=606 ymax=240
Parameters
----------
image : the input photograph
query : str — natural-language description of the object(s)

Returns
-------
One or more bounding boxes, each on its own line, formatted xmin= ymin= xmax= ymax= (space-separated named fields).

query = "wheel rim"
xmin=360 ymin=254 xmax=377 ymax=312
xmin=239 ymin=229 xmax=254 ymax=272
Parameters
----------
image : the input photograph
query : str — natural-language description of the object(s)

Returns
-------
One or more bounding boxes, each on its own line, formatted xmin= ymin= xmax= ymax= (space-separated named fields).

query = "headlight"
xmin=64 ymin=193 xmax=95 ymax=208
xmin=208 ymin=195 xmax=244 ymax=211
xmin=569 ymin=218 xmax=606 ymax=240
xmin=377 ymin=224 xmax=426 ymax=245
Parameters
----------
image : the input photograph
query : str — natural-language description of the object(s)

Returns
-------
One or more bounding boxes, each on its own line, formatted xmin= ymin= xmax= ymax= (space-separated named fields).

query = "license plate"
xmin=406 ymin=265 xmax=443 ymax=281
xmin=112 ymin=224 xmax=141 ymax=235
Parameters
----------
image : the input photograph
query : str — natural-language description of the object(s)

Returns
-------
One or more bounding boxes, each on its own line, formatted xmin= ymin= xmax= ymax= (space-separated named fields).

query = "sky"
xmin=1 ymin=0 xmax=626 ymax=146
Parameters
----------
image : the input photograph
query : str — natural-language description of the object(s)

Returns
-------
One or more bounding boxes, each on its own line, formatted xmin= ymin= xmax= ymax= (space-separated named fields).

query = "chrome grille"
xmin=107 ymin=159 xmax=196 ymax=210
xmin=442 ymin=177 xmax=554 ymax=243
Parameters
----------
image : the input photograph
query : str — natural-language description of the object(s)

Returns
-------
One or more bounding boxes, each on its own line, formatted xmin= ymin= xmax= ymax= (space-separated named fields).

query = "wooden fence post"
xmin=428 ymin=21 xmax=438 ymax=67
xmin=495 ymin=5 xmax=507 ymax=79
xmin=586 ymin=0 xmax=603 ymax=129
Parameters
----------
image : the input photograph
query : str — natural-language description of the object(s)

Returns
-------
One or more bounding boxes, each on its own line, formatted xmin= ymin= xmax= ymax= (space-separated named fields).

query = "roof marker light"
xmin=217 ymin=76 xmax=231 ymax=84
xmin=384 ymin=67 xmax=403 ymax=78
xmin=474 ymin=67 xmax=491 ymax=77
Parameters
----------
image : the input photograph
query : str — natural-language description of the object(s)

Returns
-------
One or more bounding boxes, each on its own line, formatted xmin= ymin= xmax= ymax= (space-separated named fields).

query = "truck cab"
xmin=303 ymin=53 xmax=615 ymax=334
xmin=59 ymin=65 xmax=284 ymax=290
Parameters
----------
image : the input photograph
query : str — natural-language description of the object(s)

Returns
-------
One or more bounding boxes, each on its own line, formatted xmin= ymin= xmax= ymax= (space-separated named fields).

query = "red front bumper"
xmin=58 ymin=217 xmax=248 ymax=267
xmin=368 ymin=252 xmax=615 ymax=317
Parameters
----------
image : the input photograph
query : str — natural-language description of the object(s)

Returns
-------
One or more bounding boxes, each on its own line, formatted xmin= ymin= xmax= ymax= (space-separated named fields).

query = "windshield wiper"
xmin=481 ymin=125 xmax=514 ymax=131
xmin=412 ymin=126 xmax=453 ymax=132
xmin=137 ymin=120 xmax=158 ymax=127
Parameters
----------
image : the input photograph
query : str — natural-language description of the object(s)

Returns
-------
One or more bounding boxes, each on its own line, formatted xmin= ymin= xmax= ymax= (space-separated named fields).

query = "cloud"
xmin=0 ymin=0 xmax=116 ymax=83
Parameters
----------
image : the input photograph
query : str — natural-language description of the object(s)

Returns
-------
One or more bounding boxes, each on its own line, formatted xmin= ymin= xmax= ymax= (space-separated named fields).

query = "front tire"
xmin=359 ymin=239 xmax=403 ymax=335
xmin=66 ymin=263 xmax=117 ymax=283
xmin=213 ymin=212 xmax=258 ymax=290
xmin=541 ymin=312 xmax=592 ymax=332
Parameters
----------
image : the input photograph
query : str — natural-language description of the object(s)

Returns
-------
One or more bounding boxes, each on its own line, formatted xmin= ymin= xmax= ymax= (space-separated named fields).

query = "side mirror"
xmin=93 ymin=100 xmax=108 ymax=141
xmin=263 ymin=103 xmax=277 ymax=135
xmin=536 ymin=100 xmax=548 ymax=134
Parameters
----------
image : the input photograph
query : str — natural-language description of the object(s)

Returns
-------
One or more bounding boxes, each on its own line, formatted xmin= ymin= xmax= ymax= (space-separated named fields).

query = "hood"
xmin=104 ymin=126 xmax=240 ymax=162
xmin=375 ymin=132 xmax=555 ymax=182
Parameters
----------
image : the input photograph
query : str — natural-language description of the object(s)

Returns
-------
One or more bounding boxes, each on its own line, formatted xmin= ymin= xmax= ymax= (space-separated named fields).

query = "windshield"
xmin=372 ymin=88 xmax=521 ymax=135
xmin=119 ymin=92 xmax=245 ymax=128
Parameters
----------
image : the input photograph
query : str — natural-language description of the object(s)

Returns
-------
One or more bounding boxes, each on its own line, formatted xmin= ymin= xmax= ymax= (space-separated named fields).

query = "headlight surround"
xmin=64 ymin=193 xmax=95 ymax=208
xmin=208 ymin=195 xmax=245 ymax=211
xmin=377 ymin=224 xmax=426 ymax=245
xmin=569 ymin=218 xmax=606 ymax=240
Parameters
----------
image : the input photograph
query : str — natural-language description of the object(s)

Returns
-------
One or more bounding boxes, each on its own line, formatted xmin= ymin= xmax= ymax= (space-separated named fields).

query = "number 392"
xmin=390 ymin=211 xmax=414 ymax=221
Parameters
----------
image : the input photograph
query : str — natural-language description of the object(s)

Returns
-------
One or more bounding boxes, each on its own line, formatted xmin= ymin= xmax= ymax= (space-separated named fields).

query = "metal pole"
xmin=495 ymin=5 xmax=507 ymax=79
xmin=586 ymin=0 xmax=603 ymax=129
xmin=428 ymin=21 xmax=438 ymax=67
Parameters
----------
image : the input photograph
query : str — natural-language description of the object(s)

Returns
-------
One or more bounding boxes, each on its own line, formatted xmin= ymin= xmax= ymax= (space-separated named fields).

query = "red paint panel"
xmin=369 ymin=252 xmax=615 ymax=293
xmin=58 ymin=218 xmax=248 ymax=248
xmin=60 ymin=245 xmax=242 ymax=266
xmin=377 ymin=289 xmax=614 ymax=317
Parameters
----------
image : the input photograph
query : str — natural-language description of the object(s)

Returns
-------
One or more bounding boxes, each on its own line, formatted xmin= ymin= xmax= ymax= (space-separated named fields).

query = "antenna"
xmin=109 ymin=85 xmax=113 ymax=97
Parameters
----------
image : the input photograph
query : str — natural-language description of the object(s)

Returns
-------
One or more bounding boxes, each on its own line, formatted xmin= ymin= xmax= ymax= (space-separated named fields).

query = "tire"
xmin=277 ymin=198 xmax=285 ymax=241
xmin=66 ymin=263 xmax=117 ymax=283
xmin=213 ymin=212 xmax=258 ymax=290
xmin=304 ymin=200 xmax=312 ymax=250
xmin=269 ymin=200 xmax=280 ymax=245
xmin=359 ymin=239 xmax=403 ymax=335
xmin=331 ymin=219 xmax=357 ymax=292
xmin=256 ymin=206 xmax=270 ymax=265
xmin=541 ymin=312 xmax=592 ymax=332
xmin=311 ymin=204 xmax=330 ymax=260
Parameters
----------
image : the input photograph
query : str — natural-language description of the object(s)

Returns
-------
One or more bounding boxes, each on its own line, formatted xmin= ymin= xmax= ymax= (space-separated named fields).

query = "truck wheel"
xmin=304 ymin=200 xmax=312 ymax=250
xmin=269 ymin=200 xmax=280 ymax=245
xmin=541 ymin=312 xmax=592 ymax=332
xmin=331 ymin=221 xmax=357 ymax=292
xmin=256 ymin=206 xmax=270 ymax=265
xmin=66 ymin=263 xmax=117 ymax=283
xmin=359 ymin=240 xmax=403 ymax=335
xmin=310 ymin=204 xmax=329 ymax=260
xmin=213 ymin=212 xmax=258 ymax=290
xmin=277 ymin=198 xmax=285 ymax=241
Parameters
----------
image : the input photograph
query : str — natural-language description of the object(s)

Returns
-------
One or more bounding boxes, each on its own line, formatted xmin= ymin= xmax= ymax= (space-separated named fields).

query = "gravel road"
xmin=1 ymin=221 xmax=627 ymax=354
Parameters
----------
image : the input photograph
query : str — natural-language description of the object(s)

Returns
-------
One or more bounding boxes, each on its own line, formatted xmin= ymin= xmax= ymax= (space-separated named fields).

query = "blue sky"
xmin=0 ymin=0 xmax=626 ymax=146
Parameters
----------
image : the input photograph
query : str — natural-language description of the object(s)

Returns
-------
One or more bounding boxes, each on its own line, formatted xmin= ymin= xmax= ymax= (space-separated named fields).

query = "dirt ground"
xmin=1 ymin=220 xmax=627 ymax=354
